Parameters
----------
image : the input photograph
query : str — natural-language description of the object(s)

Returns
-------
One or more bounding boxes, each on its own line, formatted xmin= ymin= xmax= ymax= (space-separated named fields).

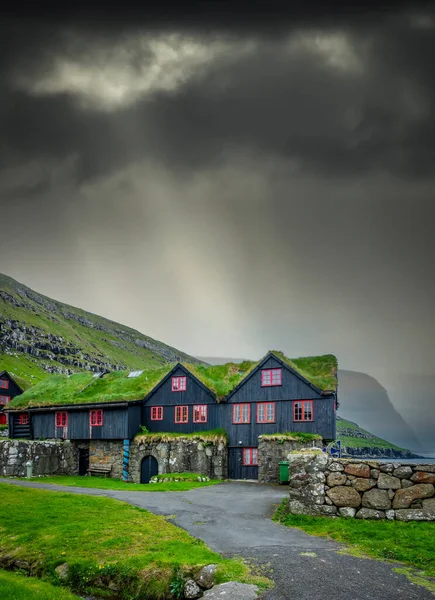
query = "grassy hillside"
xmin=336 ymin=417 xmax=407 ymax=451
xmin=0 ymin=273 xmax=202 ymax=387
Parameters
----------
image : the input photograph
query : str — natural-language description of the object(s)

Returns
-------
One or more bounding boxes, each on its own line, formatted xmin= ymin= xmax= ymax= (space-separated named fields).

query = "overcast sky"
xmin=1 ymin=4 xmax=435 ymax=427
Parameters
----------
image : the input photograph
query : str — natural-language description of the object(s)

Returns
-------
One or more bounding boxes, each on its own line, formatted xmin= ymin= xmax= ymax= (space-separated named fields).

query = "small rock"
xmin=393 ymin=484 xmax=434 ymax=509
xmin=393 ymin=466 xmax=413 ymax=479
xmin=379 ymin=463 xmax=395 ymax=473
xmin=326 ymin=486 xmax=361 ymax=508
xmin=371 ymin=469 xmax=380 ymax=479
xmin=344 ymin=463 xmax=371 ymax=478
xmin=386 ymin=510 xmax=395 ymax=520
xmin=422 ymin=498 xmax=435 ymax=510
xmin=413 ymin=465 xmax=435 ymax=473
xmin=356 ymin=508 xmax=386 ymax=520
xmin=326 ymin=472 xmax=347 ymax=487
xmin=352 ymin=478 xmax=377 ymax=492
xmin=339 ymin=507 xmax=356 ymax=518
xmin=325 ymin=496 xmax=333 ymax=505
xmin=329 ymin=462 xmax=344 ymax=472
xmin=395 ymin=508 xmax=435 ymax=522
xmin=362 ymin=489 xmax=391 ymax=510
xmin=377 ymin=473 xmax=401 ymax=490
xmin=401 ymin=479 xmax=414 ymax=489
xmin=196 ymin=564 xmax=217 ymax=590
xmin=388 ymin=490 xmax=395 ymax=500
xmin=202 ymin=582 xmax=258 ymax=599
xmin=55 ymin=563 xmax=69 ymax=581
xmin=14 ymin=560 xmax=30 ymax=571
xmin=411 ymin=471 xmax=435 ymax=484
xmin=184 ymin=579 xmax=202 ymax=599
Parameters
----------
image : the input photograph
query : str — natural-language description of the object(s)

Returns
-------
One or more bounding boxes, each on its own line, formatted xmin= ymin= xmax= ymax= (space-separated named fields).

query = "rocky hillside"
xmin=336 ymin=417 xmax=420 ymax=459
xmin=0 ymin=273 xmax=203 ymax=386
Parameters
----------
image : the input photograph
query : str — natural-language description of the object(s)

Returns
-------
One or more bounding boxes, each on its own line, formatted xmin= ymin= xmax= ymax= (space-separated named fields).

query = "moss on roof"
xmin=7 ymin=351 xmax=337 ymax=410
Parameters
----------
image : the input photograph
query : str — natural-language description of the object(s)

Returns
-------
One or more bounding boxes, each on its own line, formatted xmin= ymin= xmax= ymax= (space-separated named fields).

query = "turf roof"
xmin=7 ymin=351 xmax=337 ymax=410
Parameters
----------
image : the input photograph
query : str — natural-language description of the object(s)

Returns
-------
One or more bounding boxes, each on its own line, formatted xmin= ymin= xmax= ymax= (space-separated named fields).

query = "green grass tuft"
xmin=0 ymin=568 xmax=81 ymax=600
xmin=135 ymin=428 xmax=228 ymax=444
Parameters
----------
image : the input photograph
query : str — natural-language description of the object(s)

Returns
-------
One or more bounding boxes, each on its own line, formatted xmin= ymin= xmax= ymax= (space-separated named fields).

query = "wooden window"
xmin=261 ymin=368 xmax=282 ymax=387
xmin=55 ymin=411 xmax=68 ymax=427
xmin=0 ymin=395 xmax=10 ymax=405
xmin=151 ymin=406 xmax=163 ymax=420
xmin=256 ymin=402 xmax=276 ymax=423
xmin=172 ymin=376 xmax=187 ymax=392
xmin=175 ymin=405 xmax=188 ymax=423
xmin=232 ymin=403 xmax=250 ymax=424
xmin=18 ymin=414 xmax=29 ymax=425
xmin=0 ymin=413 xmax=7 ymax=426
xmin=242 ymin=448 xmax=258 ymax=466
xmin=293 ymin=400 xmax=314 ymax=422
xmin=0 ymin=379 xmax=9 ymax=390
xmin=193 ymin=405 xmax=207 ymax=423
xmin=90 ymin=409 xmax=104 ymax=426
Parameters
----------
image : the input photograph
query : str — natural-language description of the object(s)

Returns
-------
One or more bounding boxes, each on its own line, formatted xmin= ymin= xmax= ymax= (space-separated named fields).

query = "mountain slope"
xmin=0 ymin=273 xmax=202 ymax=386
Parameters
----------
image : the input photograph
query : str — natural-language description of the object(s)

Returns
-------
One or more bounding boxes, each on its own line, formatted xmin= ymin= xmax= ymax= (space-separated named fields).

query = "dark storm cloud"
xmin=0 ymin=3 xmax=434 ymax=187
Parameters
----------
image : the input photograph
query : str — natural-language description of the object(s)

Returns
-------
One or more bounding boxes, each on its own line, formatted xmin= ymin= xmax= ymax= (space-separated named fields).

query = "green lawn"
xmin=0 ymin=484 xmax=265 ymax=599
xmin=25 ymin=474 xmax=221 ymax=492
xmin=0 ymin=569 xmax=81 ymax=600
xmin=274 ymin=501 xmax=435 ymax=580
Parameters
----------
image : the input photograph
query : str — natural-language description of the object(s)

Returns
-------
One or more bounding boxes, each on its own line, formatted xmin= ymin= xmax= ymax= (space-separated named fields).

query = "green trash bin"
xmin=279 ymin=461 xmax=289 ymax=485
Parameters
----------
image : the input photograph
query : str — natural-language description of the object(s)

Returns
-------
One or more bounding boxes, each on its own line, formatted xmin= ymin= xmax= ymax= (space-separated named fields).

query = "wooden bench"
xmin=88 ymin=465 xmax=112 ymax=477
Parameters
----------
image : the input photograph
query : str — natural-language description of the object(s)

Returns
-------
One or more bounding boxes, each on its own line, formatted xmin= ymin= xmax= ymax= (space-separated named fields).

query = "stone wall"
xmin=129 ymin=437 xmax=228 ymax=483
xmin=258 ymin=437 xmax=311 ymax=483
xmin=89 ymin=440 xmax=124 ymax=478
xmin=0 ymin=439 xmax=78 ymax=477
xmin=287 ymin=452 xmax=435 ymax=521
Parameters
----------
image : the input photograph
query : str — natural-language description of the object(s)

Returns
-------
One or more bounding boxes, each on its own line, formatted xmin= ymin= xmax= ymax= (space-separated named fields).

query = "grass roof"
xmin=7 ymin=351 xmax=337 ymax=410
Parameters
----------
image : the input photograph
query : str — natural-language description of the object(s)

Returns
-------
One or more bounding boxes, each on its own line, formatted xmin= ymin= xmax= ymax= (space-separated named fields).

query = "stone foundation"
xmin=258 ymin=437 xmax=310 ymax=483
xmin=89 ymin=440 xmax=124 ymax=478
xmin=0 ymin=439 xmax=78 ymax=477
xmin=287 ymin=452 xmax=435 ymax=521
xmin=130 ymin=437 xmax=228 ymax=483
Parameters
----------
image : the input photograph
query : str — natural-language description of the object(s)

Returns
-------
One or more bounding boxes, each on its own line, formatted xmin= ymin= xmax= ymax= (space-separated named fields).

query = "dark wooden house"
xmin=0 ymin=371 xmax=24 ymax=429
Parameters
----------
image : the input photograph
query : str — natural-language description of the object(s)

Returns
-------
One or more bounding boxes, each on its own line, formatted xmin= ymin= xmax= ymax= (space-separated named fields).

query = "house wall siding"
xmin=32 ymin=407 xmax=130 ymax=440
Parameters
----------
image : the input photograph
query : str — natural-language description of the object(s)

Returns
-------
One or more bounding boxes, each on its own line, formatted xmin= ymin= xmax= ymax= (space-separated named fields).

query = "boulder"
xmin=326 ymin=472 xmax=347 ymax=487
xmin=395 ymin=508 xmax=435 ymax=522
xmin=393 ymin=484 xmax=435 ymax=509
xmin=352 ymin=478 xmax=377 ymax=492
xmin=411 ymin=471 xmax=435 ymax=485
xmin=393 ymin=466 xmax=413 ymax=479
xmin=196 ymin=564 xmax=217 ymax=590
xmin=338 ymin=507 xmax=356 ymax=518
xmin=202 ymin=582 xmax=258 ymax=599
xmin=355 ymin=508 xmax=386 ymax=520
xmin=344 ymin=463 xmax=371 ymax=478
xmin=377 ymin=473 xmax=401 ymax=490
xmin=184 ymin=579 xmax=202 ymax=599
xmin=326 ymin=486 xmax=361 ymax=508
xmin=362 ymin=489 xmax=391 ymax=510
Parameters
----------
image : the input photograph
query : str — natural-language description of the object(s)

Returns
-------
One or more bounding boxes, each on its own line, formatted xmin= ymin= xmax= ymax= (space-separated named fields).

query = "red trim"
xmin=0 ymin=395 xmax=10 ymax=405
xmin=193 ymin=405 xmax=208 ymax=423
xmin=18 ymin=414 xmax=29 ymax=425
xmin=90 ymin=409 xmax=104 ymax=426
xmin=55 ymin=411 xmax=68 ymax=427
xmin=242 ymin=448 xmax=258 ymax=466
xmin=172 ymin=376 xmax=187 ymax=392
xmin=232 ymin=403 xmax=250 ymax=424
xmin=256 ymin=402 xmax=276 ymax=423
xmin=293 ymin=400 xmax=314 ymax=422
xmin=0 ymin=413 xmax=7 ymax=425
xmin=151 ymin=406 xmax=164 ymax=420
xmin=0 ymin=379 xmax=9 ymax=390
xmin=261 ymin=368 xmax=282 ymax=387
xmin=175 ymin=405 xmax=188 ymax=423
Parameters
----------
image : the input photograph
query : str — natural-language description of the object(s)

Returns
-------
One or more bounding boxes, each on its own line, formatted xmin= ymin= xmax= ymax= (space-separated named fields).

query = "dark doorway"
xmin=78 ymin=448 xmax=89 ymax=476
xmin=140 ymin=456 xmax=158 ymax=484
xmin=228 ymin=448 xmax=258 ymax=480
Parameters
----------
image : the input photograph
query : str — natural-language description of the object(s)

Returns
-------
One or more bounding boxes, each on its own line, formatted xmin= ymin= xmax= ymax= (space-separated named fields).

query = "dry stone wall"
xmin=0 ymin=439 xmax=78 ymax=477
xmin=89 ymin=440 xmax=124 ymax=478
xmin=258 ymin=437 xmax=311 ymax=483
xmin=288 ymin=452 xmax=435 ymax=521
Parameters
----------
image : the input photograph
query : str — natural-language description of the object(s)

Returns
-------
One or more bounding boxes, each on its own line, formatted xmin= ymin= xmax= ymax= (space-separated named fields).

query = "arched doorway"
xmin=140 ymin=456 xmax=159 ymax=484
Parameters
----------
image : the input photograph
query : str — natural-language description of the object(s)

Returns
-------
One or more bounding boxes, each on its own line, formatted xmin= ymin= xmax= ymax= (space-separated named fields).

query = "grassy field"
xmin=0 ymin=484 xmax=265 ymax=599
xmin=24 ymin=474 xmax=221 ymax=492
xmin=0 ymin=569 xmax=81 ymax=600
xmin=274 ymin=501 xmax=435 ymax=582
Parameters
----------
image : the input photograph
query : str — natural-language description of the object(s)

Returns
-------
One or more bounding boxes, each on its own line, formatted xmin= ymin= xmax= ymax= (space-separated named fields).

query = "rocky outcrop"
xmin=287 ymin=453 xmax=435 ymax=522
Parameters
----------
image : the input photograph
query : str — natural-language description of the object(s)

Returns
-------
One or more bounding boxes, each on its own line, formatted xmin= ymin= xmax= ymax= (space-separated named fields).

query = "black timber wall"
xmin=0 ymin=373 xmax=23 ymax=423
xmin=143 ymin=367 xmax=219 ymax=434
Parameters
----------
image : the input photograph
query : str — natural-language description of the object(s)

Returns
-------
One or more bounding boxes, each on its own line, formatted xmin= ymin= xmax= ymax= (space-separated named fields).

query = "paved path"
xmin=1 ymin=479 xmax=433 ymax=599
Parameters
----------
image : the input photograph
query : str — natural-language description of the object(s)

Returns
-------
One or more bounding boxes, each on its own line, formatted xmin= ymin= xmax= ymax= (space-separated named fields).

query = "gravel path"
xmin=1 ymin=479 xmax=433 ymax=599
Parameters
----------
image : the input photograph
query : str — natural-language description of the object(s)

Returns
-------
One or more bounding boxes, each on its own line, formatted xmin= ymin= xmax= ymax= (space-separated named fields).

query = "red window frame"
xmin=172 ymin=376 xmax=187 ymax=392
xmin=293 ymin=400 xmax=314 ymax=422
xmin=242 ymin=448 xmax=258 ymax=466
xmin=18 ymin=414 xmax=29 ymax=425
xmin=0 ymin=395 xmax=10 ymax=405
xmin=256 ymin=402 xmax=276 ymax=423
xmin=261 ymin=368 xmax=282 ymax=387
xmin=90 ymin=409 xmax=104 ymax=427
xmin=175 ymin=405 xmax=188 ymax=423
xmin=193 ymin=405 xmax=208 ymax=423
xmin=232 ymin=403 xmax=251 ymax=424
xmin=151 ymin=406 xmax=164 ymax=420
xmin=55 ymin=411 xmax=68 ymax=427
xmin=0 ymin=379 xmax=9 ymax=390
xmin=0 ymin=413 xmax=7 ymax=425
